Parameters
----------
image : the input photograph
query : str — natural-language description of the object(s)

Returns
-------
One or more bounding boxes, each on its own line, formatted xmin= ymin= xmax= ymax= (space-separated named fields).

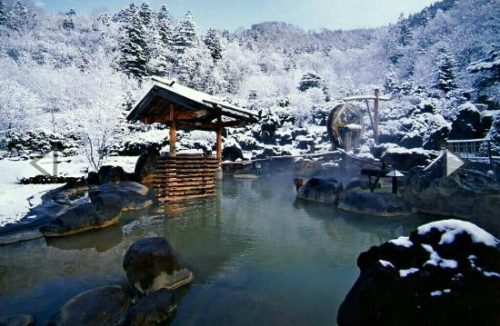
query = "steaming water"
xmin=0 ymin=176 xmax=433 ymax=325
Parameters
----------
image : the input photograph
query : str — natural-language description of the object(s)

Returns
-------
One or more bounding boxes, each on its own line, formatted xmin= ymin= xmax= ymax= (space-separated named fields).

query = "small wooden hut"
xmin=127 ymin=77 xmax=259 ymax=202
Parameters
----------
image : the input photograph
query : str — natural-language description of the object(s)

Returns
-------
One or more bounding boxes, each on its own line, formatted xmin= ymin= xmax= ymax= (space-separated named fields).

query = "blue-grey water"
xmin=0 ymin=176 xmax=435 ymax=325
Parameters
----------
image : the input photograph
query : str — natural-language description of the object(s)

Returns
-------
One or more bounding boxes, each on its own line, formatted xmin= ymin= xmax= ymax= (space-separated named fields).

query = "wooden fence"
xmin=153 ymin=155 xmax=219 ymax=202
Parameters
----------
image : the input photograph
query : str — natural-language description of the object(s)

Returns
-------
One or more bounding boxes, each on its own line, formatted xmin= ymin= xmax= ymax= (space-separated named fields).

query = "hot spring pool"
xmin=0 ymin=176 xmax=435 ymax=325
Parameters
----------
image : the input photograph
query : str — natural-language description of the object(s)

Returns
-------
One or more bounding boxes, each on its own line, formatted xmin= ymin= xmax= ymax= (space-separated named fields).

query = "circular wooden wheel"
xmin=326 ymin=103 xmax=364 ymax=149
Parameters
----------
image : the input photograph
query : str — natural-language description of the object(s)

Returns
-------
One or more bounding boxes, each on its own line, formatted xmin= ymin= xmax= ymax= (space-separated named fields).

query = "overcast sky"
xmin=39 ymin=0 xmax=438 ymax=31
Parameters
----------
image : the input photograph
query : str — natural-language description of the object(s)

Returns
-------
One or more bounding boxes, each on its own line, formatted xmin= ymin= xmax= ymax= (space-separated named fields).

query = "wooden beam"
xmin=374 ymin=88 xmax=380 ymax=145
xmin=169 ymin=104 xmax=176 ymax=157
xmin=364 ymin=99 xmax=376 ymax=140
xmin=216 ymin=116 xmax=223 ymax=162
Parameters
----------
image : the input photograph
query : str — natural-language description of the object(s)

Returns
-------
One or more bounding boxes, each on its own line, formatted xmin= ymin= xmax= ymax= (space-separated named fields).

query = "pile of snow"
xmin=417 ymin=219 xmax=499 ymax=247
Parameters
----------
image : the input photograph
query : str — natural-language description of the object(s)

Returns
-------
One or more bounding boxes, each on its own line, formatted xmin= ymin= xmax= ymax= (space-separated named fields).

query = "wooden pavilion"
xmin=127 ymin=77 xmax=259 ymax=202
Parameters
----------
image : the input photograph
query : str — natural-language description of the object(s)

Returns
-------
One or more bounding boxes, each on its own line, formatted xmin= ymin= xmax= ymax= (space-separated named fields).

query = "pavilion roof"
xmin=127 ymin=77 xmax=259 ymax=131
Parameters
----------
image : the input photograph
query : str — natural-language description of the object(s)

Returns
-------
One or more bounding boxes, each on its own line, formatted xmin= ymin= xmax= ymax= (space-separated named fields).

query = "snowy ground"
xmin=0 ymin=156 xmax=137 ymax=227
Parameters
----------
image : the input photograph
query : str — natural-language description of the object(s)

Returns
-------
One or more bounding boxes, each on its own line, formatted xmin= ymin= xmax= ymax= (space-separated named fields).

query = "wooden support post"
xmin=374 ymin=88 xmax=380 ymax=145
xmin=169 ymin=104 xmax=176 ymax=157
xmin=216 ymin=117 xmax=222 ymax=162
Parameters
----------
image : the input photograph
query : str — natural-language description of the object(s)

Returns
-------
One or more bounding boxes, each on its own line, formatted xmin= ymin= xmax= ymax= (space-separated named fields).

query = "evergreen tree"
xmin=204 ymin=28 xmax=223 ymax=62
xmin=137 ymin=2 xmax=155 ymax=69
xmin=468 ymin=48 xmax=500 ymax=89
xmin=435 ymin=50 xmax=457 ymax=93
xmin=62 ymin=9 xmax=76 ymax=30
xmin=173 ymin=11 xmax=199 ymax=53
xmin=158 ymin=5 xmax=173 ymax=47
xmin=119 ymin=8 xmax=148 ymax=80
xmin=153 ymin=5 xmax=175 ymax=76
xmin=113 ymin=3 xmax=137 ymax=24
xmin=138 ymin=2 xmax=154 ymax=28
xmin=9 ymin=1 xmax=32 ymax=32
xmin=0 ymin=0 xmax=7 ymax=27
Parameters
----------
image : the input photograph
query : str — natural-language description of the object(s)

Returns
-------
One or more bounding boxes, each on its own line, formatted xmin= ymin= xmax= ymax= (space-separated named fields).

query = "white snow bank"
xmin=389 ymin=236 xmax=413 ymax=248
xmin=0 ymin=184 xmax=61 ymax=227
xmin=0 ymin=156 xmax=138 ymax=227
xmin=417 ymin=219 xmax=498 ymax=247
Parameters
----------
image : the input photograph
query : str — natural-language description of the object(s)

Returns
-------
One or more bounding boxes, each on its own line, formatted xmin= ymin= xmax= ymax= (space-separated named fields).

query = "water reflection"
xmin=1 ymin=175 xmax=434 ymax=325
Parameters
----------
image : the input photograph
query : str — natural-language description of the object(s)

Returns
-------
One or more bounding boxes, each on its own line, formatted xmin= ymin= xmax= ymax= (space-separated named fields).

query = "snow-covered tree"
xmin=9 ymin=0 xmax=35 ymax=32
xmin=435 ymin=49 xmax=457 ymax=93
xmin=172 ymin=11 xmax=199 ymax=53
xmin=119 ymin=6 xmax=148 ymax=80
xmin=204 ymin=28 xmax=223 ymax=62
xmin=158 ymin=5 xmax=173 ymax=47
xmin=62 ymin=9 xmax=76 ymax=30
xmin=0 ymin=0 xmax=7 ymax=27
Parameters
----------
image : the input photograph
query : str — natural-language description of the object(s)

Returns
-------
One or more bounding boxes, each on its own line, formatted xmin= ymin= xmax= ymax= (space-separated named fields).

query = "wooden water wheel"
xmin=326 ymin=103 xmax=364 ymax=150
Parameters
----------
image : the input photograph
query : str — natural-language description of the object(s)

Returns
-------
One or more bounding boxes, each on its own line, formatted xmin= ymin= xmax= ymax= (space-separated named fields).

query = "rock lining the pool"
xmin=40 ymin=182 xmax=154 ymax=237
xmin=337 ymin=219 xmax=500 ymax=326
xmin=123 ymin=237 xmax=195 ymax=294
xmin=53 ymin=237 xmax=187 ymax=326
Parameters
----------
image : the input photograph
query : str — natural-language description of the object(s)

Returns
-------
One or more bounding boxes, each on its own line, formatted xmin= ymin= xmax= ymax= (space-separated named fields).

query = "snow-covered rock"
xmin=338 ymin=220 xmax=500 ymax=326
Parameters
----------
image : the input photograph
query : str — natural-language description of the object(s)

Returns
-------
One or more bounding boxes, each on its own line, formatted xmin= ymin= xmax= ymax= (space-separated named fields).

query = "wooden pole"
xmin=216 ymin=116 xmax=222 ymax=162
xmin=374 ymin=88 xmax=380 ymax=145
xmin=169 ymin=104 xmax=176 ymax=157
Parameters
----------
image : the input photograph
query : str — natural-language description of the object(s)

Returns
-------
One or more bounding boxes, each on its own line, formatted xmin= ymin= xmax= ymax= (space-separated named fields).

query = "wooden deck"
xmin=153 ymin=155 xmax=220 ymax=202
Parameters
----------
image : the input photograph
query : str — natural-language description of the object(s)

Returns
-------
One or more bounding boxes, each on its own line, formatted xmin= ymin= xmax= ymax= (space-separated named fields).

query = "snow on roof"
xmin=152 ymin=76 xmax=219 ymax=107
xmin=153 ymin=77 xmax=258 ymax=117
xmin=128 ymin=77 xmax=259 ymax=125
xmin=417 ymin=219 xmax=499 ymax=247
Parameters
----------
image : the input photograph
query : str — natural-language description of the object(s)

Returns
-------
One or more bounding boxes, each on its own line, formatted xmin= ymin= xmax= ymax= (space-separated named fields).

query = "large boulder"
xmin=338 ymin=191 xmax=414 ymax=217
xmin=40 ymin=200 xmax=122 ymax=237
xmin=134 ymin=148 xmax=160 ymax=184
xmin=448 ymin=102 xmax=484 ymax=140
xmin=123 ymin=237 xmax=194 ymax=295
xmin=0 ymin=314 xmax=35 ymax=326
xmin=381 ymin=146 xmax=432 ymax=171
xmin=89 ymin=182 xmax=154 ymax=211
xmin=404 ymin=159 xmax=500 ymax=229
xmin=124 ymin=289 xmax=177 ymax=326
xmin=297 ymin=177 xmax=343 ymax=203
xmin=222 ymin=145 xmax=244 ymax=162
xmin=338 ymin=220 xmax=500 ymax=326
xmin=56 ymin=286 xmax=130 ymax=326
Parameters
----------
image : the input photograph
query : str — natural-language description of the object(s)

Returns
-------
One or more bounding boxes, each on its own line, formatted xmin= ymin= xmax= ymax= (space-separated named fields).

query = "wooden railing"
xmin=446 ymin=138 xmax=494 ymax=165
xmin=153 ymin=155 xmax=220 ymax=202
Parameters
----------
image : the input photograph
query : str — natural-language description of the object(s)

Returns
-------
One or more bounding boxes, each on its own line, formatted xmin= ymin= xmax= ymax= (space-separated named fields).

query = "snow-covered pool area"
xmin=0 ymin=156 xmax=137 ymax=227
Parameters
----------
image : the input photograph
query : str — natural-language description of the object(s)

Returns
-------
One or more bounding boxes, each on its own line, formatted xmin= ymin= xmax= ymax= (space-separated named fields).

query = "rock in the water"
xmin=135 ymin=148 xmax=160 ymax=184
xmin=404 ymin=159 xmax=500 ymax=229
xmin=57 ymin=285 xmax=130 ymax=326
xmin=90 ymin=182 xmax=153 ymax=211
xmin=0 ymin=314 xmax=35 ymax=326
xmin=338 ymin=191 xmax=413 ymax=217
xmin=124 ymin=289 xmax=177 ymax=326
xmin=381 ymin=146 xmax=431 ymax=171
xmin=222 ymin=144 xmax=244 ymax=162
xmin=338 ymin=219 xmax=500 ymax=326
xmin=123 ymin=237 xmax=194 ymax=294
xmin=40 ymin=200 xmax=122 ymax=237
xmin=297 ymin=177 xmax=343 ymax=203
